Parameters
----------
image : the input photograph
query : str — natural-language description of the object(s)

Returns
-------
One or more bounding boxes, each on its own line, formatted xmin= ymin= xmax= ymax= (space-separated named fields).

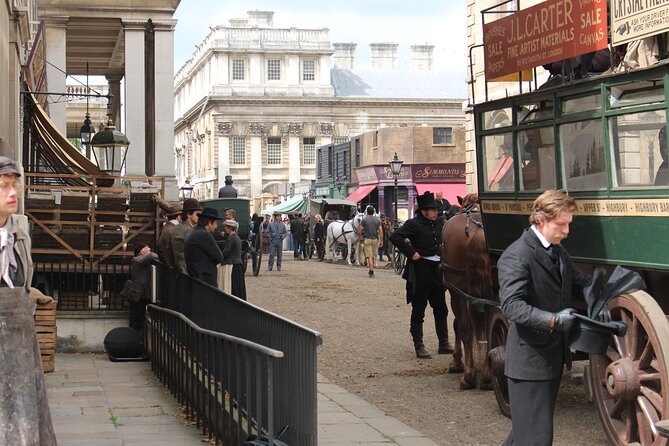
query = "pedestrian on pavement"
xmin=358 ymin=206 xmax=383 ymax=278
xmin=184 ymin=207 xmax=223 ymax=287
xmin=221 ymin=219 xmax=246 ymax=300
xmin=169 ymin=198 xmax=201 ymax=274
xmin=390 ymin=191 xmax=453 ymax=359
xmin=129 ymin=243 xmax=158 ymax=332
xmin=378 ymin=214 xmax=392 ymax=261
xmin=302 ymin=213 xmax=311 ymax=259
xmin=499 ymin=189 xmax=592 ymax=446
xmin=435 ymin=191 xmax=451 ymax=219
xmin=268 ymin=211 xmax=288 ymax=271
xmin=261 ymin=214 xmax=271 ymax=254
xmin=313 ymin=214 xmax=325 ymax=261
xmin=157 ymin=202 xmax=182 ymax=267
xmin=0 ymin=156 xmax=57 ymax=445
xmin=290 ymin=212 xmax=305 ymax=259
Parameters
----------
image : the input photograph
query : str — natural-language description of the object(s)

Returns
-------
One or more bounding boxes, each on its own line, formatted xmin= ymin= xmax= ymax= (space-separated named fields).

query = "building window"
xmin=328 ymin=146 xmax=333 ymax=175
xmin=433 ymin=127 xmax=453 ymax=145
xmin=333 ymin=137 xmax=349 ymax=145
xmin=373 ymin=131 xmax=378 ymax=147
xmin=302 ymin=137 xmax=316 ymax=165
xmin=231 ymin=136 xmax=246 ymax=165
xmin=267 ymin=137 xmax=282 ymax=165
xmin=267 ymin=59 xmax=281 ymax=81
xmin=302 ymin=59 xmax=316 ymax=81
xmin=355 ymin=139 xmax=360 ymax=167
xmin=317 ymin=148 xmax=322 ymax=178
xmin=232 ymin=58 xmax=246 ymax=81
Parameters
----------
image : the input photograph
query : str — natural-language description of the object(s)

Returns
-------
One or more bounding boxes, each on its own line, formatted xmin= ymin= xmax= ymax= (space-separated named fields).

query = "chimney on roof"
xmin=247 ymin=10 xmax=274 ymax=26
xmin=370 ymin=43 xmax=398 ymax=70
xmin=410 ymin=44 xmax=434 ymax=70
xmin=229 ymin=18 xmax=249 ymax=27
xmin=333 ymin=43 xmax=357 ymax=69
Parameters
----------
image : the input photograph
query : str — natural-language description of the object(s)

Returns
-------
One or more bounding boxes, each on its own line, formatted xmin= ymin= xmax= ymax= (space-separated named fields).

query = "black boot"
xmin=410 ymin=319 xmax=432 ymax=359
xmin=435 ymin=315 xmax=454 ymax=354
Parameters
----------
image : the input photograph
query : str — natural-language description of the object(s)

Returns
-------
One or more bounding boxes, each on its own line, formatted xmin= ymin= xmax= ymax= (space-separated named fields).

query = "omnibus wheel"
xmin=392 ymin=246 xmax=404 ymax=275
xmin=590 ymin=290 xmax=669 ymax=446
xmin=252 ymin=250 xmax=262 ymax=276
xmin=486 ymin=307 xmax=510 ymax=418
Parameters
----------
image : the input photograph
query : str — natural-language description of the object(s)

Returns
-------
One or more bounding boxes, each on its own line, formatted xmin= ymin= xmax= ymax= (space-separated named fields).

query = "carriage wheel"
xmin=487 ymin=307 xmax=510 ymax=418
xmin=252 ymin=250 xmax=262 ymax=276
xmin=590 ymin=290 xmax=669 ymax=446
xmin=392 ymin=246 xmax=404 ymax=275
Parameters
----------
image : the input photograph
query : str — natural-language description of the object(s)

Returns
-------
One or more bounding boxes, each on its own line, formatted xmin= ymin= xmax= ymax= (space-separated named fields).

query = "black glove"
xmin=595 ymin=308 xmax=611 ymax=323
xmin=553 ymin=308 xmax=577 ymax=332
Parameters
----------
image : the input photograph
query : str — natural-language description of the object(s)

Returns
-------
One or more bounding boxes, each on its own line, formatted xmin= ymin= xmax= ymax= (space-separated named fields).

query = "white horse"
xmin=325 ymin=213 xmax=364 ymax=265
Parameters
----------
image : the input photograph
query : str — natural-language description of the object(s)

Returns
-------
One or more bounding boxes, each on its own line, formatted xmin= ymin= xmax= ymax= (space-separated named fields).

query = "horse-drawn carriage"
xmin=309 ymin=198 xmax=359 ymax=262
xmin=450 ymin=61 xmax=669 ymax=445
xmin=200 ymin=198 xmax=262 ymax=276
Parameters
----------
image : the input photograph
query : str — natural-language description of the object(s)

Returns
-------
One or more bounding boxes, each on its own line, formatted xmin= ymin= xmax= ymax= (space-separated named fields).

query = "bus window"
xmin=519 ymin=128 xmax=556 ymax=191
xmin=484 ymin=133 xmax=514 ymax=192
xmin=560 ymin=120 xmax=606 ymax=190
xmin=610 ymin=111 xmax=666 ymax=187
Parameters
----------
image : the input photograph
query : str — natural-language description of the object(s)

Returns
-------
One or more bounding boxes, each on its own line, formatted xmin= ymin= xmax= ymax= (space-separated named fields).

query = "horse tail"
xmin=465 ymin=227 xmax=493 ymax=299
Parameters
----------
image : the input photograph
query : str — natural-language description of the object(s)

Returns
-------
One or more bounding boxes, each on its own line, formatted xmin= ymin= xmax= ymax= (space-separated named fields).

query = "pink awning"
xmin=415 ymin=183 xmax=467 ymax=206
xmin=345 ymin=184 xmax=377 ymax=203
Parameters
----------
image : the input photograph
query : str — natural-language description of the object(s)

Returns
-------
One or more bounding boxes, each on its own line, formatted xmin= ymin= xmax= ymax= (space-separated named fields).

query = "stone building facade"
xmin=174 ymin=10 xmax=466 ymax=203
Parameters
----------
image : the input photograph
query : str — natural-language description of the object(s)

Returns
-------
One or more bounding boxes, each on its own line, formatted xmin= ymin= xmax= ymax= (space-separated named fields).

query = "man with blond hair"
xmin=499 ymin=190 xmax=592 ymax=446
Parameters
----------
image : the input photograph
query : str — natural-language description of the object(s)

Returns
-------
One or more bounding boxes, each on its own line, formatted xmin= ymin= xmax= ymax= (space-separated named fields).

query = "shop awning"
xmin=261 ymin=194 xmax=309 ymax=216
xmin=415 ymin=183 xmax=467 ymax=206
xmin=345 ymin=184 xmax=376 ymax=203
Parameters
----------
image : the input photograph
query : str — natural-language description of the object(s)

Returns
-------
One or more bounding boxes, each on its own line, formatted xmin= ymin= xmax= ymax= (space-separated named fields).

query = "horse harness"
xmin=328 ymin=218 xmax=359 ymax=249
xmin=463 ymin=202 xmax=483 ymax=238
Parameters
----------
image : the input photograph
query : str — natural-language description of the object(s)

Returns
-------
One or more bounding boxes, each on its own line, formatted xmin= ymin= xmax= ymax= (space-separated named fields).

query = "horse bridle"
xmin=329 ymin=215 xmax=361 ymax=249
xmin=463 ymin=202 xmax=483 ymax=238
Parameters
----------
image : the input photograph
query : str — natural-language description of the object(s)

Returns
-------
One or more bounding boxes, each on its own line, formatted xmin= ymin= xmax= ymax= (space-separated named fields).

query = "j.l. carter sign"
xmin=484 ymin=0 xmax=608 ymax=80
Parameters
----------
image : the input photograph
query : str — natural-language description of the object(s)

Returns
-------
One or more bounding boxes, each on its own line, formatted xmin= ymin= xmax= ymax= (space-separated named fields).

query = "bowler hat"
xmin=416 ymin=191 xmax=438 ymax=211
xmin=182 ymin=198 xmax=201 ymax=212
xmin=167 ymin=203 xmax=183 ymax=217
xmin=0 ymin=157 xmax=21 ymax=177
xmin=199 ymin=207 xmax=223 ymax=221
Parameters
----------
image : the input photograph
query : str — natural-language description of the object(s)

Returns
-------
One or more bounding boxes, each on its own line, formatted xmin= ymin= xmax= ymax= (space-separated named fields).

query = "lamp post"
xmin=389 ymin=153 xmax=403 ymax=227
xmin=79 ymin=63 xmax=95 ymax=158
xmin=180 ymin=179 xmax=194 ymax=200
xmin=90 ymin=113 xmax=129 ymax=175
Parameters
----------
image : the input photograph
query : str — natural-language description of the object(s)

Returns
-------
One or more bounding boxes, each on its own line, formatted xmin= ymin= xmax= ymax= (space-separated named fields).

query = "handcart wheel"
xmin=486 ymin=306 xmax=510 ymax=418
xmin=589 ymin=290 xmax=669 ymax=446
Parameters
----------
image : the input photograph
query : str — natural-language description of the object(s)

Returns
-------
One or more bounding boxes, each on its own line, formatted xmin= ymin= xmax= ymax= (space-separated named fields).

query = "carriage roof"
xmin=474 ymin=62 xmax=669 ymax=271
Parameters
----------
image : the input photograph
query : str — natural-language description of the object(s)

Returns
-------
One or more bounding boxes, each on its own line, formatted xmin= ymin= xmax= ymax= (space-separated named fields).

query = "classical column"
xmin=249 ymin=122 xmax=264 ymax=198
xmin=44 ymin=16 xmax=68 ymax=133
xmin=152 ymin=20 xmax=177 ymax=188
xmin=217 ymin=122 xmax=232 ymax=187
xmin=287 ymin=123 xmax=302 ymax=184
xmin=122 ymin=20 xmax=146 ymax=176
xmin=105 ymin=75 xmax=122 ymax=131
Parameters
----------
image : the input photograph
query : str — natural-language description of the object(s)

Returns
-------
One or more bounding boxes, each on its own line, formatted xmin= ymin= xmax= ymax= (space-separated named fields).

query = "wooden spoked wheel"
xmin=487 ymin=307 xmax=511 ymax=418
xmin=590 ymin=290 xmax=669 ymax=446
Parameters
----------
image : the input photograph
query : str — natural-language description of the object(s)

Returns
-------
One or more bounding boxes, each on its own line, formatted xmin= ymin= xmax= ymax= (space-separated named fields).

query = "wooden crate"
xmin=57 ymin=292 xmax=90 ymax=311
xmin=96 ymin=193 xmax=127 ymax=223
xmin=61 ymin=192 xmax=90 ymax=221
xmin=34 ymin=300 xmax=57 ymax=373
xmin=128 ymin=191 xmax=157 ymax=223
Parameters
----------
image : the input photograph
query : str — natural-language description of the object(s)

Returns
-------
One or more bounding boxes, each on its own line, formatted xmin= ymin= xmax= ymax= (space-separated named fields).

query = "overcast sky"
xmin=173 ymin=0 xmax=467 ymax=76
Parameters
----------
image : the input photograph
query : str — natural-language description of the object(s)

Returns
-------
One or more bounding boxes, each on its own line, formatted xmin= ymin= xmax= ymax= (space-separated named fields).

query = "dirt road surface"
xmin=247 ymin=255 xmax=608 ymax=446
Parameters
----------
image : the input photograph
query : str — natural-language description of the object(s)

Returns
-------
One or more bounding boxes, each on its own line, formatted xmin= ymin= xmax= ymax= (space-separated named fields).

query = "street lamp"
xmin=90 ymin=114 xmax=129 ymax=175
xmin=389 ymin=153 xmax=403 ymax=227
xmin=79 ymin=62 xmax=95 ymax=158
xmin=180 ymin=179 xmax=194 ymax=200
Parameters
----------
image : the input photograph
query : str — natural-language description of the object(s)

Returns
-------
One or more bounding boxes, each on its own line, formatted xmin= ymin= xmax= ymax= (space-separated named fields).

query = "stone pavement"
xmin=46 ymin=353 xmax=438 ymax=446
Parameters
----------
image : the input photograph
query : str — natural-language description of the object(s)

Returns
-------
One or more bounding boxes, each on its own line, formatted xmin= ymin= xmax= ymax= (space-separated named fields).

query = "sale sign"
xmin=483 ymin=0 xmax=608 ymax=80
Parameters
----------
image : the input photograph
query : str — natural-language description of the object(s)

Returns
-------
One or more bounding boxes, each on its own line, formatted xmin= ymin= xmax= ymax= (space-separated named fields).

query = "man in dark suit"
xmin=218 ymin=175 xmax=238 ymax=198
xmin=184 ymin=207 xmax=224 ymax=287
xmin=499 ymin=190 xmax=591 ymax=446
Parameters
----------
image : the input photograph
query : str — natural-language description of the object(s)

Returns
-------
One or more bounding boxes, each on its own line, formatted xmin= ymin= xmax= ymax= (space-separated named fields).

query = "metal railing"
xmin=148 ymin=304 xmax=284 ymax=445
xmin=153 ymin=262 xmax=322 ymax=445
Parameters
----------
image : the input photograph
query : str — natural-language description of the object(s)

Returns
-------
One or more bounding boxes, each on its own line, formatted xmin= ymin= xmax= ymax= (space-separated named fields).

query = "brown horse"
xmin=440 ymin=193 xmax=495 ymax=390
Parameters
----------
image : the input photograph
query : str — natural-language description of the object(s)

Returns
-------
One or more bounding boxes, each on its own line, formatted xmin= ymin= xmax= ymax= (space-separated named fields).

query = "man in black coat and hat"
xmin=184 ymin=207 xmax=224 ymax=287
xmin=218 ymin=175 xmax=238 ymax=198
xmin=390 ymin=191 xmax=453 ymax=359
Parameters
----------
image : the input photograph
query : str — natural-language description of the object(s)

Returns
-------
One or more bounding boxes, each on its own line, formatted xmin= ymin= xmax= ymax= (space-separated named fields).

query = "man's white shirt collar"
xmin=531 ymin=225 xmax=551 ymax=249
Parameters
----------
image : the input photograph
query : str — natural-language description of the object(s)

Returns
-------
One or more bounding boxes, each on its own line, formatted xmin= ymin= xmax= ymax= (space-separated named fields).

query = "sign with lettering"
xmin=412 ymin=164 xmax=466 ymax=183
xmin=354 ymin=167 xmax=378 ymax=185
xmin=375 ymin=166 xmax=411 ymax=182
xmin=483 ymin=0 xmax=608 ymax=80
xmin=482 ymin=198 xmax=669 ymax=217
xmin=611 ymin=0 xmax=669 ymax=46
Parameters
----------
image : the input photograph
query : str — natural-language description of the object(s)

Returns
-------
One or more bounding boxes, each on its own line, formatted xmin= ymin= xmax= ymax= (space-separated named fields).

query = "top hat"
xmin=416 ymin=191 xmax=438 ymax=211
xmin=568 ymin=313 xmax=628 ymax=355
xmin=199 ymin=207 xmax=223 ymax=221
xmin=224 ymin=175 xmax=233 ymax=184
xmin=167 ymin=203 xmax=183 ymax=217
xmin=182 ymin=198 xmax=202 ymax=212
